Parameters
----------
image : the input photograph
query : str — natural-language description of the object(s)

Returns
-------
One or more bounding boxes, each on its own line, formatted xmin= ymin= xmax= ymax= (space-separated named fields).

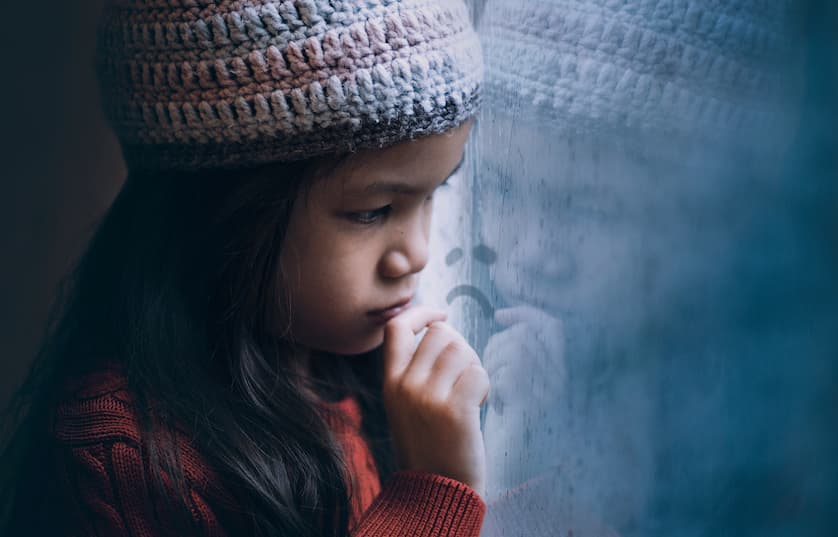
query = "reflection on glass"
xmin=422 ymin=1 xmax=833 ymax=536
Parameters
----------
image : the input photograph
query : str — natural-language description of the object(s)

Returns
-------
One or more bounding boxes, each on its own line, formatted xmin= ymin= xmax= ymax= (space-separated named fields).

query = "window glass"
xmin=419 ymin=2 xmax=837 ymax=535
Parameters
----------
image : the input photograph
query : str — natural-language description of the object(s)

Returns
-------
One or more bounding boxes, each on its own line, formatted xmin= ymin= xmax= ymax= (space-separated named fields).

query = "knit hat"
xmin=95 ymin=0 xmax=482 ymax=172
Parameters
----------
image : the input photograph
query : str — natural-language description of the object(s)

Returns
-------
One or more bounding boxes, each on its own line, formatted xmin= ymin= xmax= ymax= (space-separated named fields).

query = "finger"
xmin=405 ymin=322 xmax=479 ymax=382
xmin=383 ymin=305 xmax=446 ymax=380
xmin=451 ymin=363 xmax=491 ymax=408
xmin=422 ymin=347 xmax=468 ymax=401
xmin=423 ymin=335 xmax=480 ymax=397
xmin=401 ymin=321 xmax=461 ymax=385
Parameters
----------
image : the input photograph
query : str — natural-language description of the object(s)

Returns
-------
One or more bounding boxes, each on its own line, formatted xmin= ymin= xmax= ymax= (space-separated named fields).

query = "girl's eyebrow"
xmin=359 ymin=154 xmax=465 ymax=196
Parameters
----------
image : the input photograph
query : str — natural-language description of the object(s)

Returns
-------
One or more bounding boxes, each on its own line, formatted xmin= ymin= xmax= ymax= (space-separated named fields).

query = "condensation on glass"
xmin=418 ymin=2 xmax=836 ymax=536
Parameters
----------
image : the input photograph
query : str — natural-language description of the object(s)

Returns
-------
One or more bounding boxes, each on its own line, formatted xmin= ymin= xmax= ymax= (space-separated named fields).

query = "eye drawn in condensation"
xmin=444 ymin=245 xmax=497 ymax=318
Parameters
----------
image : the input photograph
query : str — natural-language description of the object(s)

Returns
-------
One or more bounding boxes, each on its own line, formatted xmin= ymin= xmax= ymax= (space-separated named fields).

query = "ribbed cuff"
xmin=353 ymin=471 xmax=486 ymax=537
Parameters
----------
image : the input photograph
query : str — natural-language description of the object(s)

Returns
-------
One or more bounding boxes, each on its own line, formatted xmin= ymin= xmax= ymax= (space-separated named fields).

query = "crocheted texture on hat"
xmin=96 ymin=0 xmax=483 ymax=172
xmin=479 ymin=0 xmax=803 ymax=156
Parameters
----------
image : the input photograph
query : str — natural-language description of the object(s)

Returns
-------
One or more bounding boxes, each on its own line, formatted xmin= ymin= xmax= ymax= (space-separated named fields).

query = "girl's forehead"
xmin=321 ymin=125 xmax=471 ymax=198
xmin=324 ymin=161 xmax=434 ymax=203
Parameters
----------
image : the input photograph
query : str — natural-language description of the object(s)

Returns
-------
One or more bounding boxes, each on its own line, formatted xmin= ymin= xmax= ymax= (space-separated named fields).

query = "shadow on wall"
xmin=0 ymin=0 xmax=125 ymax=408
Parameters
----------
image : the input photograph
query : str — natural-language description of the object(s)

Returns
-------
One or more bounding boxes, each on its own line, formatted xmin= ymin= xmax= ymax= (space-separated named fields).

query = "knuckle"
xmin=459 ymin=363 xmax=490 ymax=393
xmin=447 ymin=364 xmax=488 ymax=403
xmin=440 ymin=339 xmax=467 ymax=358
xmin=386 ymin=373 xmax=414 ymax=396
xmin=426 ymin=321 xmax=451 ymax=340
xmin=418 ymin=388 xmax=446 ymax=410
xmin=440 ymin=341 xmax=479 ymax=370
xmin=381 ymin=377 xmax=400 ymax=400
xmin=402 ymin=375 xmax=434 ymax=402
xmin=397 ymin=374 xmax=420 ymax=395
xmin=466 ymin=362 xmax=489 ymax=380
xmin=436 ymin=345 xmax=460 ymax=366
xmin=439 ymin=404 xmax=462 ymax=424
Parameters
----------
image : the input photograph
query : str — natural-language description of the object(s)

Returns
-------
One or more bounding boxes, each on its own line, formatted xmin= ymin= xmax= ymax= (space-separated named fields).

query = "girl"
xmin=1 ymin=1 xmax=489 ymax=536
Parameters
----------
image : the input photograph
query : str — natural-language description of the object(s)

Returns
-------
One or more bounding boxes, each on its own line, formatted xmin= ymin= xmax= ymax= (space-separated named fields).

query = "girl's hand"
xmin=382 ymin=305 xmax=491 ymax=497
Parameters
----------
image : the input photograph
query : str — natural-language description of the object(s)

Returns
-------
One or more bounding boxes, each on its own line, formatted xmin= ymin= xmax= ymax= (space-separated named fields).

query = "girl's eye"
xmin=348 ymin=205 xmax=391 ymax=225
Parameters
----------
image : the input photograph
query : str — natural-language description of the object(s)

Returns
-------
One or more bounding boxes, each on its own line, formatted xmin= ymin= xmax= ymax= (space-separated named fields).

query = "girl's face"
xmin=279 ymin=122 xmax=472 ymax=355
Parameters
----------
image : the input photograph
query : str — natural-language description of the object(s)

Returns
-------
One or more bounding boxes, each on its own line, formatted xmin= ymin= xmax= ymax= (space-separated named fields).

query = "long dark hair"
xmin=1 ymin=160 xmax=395 ymax=536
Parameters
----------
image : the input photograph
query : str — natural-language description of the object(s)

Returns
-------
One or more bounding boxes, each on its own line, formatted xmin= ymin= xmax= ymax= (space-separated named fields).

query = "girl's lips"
xmin=367 ymin=301 xmax=412 ymax=324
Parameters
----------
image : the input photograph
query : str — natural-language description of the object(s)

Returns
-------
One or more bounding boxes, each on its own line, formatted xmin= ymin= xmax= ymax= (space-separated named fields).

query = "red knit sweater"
xmin=47 ymin=367 xmax=486 ymax=537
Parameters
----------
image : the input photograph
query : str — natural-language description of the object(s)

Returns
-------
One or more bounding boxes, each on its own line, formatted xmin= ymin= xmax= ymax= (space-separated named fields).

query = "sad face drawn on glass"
xmin=444 ymin=243 xmax=497 ymax=318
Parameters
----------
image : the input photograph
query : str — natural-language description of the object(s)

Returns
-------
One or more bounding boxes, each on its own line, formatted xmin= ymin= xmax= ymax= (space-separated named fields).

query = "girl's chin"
xmin=307 ymin=328 xmax=385 ymax=357
xmin=344 ymin=334 xmax=386 ymax=357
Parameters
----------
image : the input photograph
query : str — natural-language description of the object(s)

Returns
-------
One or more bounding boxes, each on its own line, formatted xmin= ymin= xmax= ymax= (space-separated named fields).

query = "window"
xmin=418 ymin=2 xmax=837 ymax=535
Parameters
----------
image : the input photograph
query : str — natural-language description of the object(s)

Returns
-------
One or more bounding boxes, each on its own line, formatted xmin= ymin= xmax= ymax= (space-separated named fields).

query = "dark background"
xmin=0 ymin=1 xmax=124 ymax=407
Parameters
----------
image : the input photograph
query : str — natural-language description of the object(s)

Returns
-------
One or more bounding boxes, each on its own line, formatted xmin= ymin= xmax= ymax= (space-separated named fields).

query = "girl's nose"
xmin=379 ymin=219 xmax=430 ymax=279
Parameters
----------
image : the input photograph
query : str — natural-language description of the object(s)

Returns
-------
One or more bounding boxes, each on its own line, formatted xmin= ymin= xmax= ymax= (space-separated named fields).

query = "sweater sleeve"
xmin=57 ymin=445 xmax=486 ymax=537
xmin=351 ymin=471 xmax=486 ymax=537
xmin=54 ymin=439 xmax=233 ymax=537
xmin=50 ymin=371 xmax=239 ymax=537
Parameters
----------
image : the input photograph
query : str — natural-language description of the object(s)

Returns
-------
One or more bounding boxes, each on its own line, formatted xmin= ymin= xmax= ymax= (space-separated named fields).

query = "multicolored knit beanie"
xmin=95 ymin=0 xmax=482 ymax=172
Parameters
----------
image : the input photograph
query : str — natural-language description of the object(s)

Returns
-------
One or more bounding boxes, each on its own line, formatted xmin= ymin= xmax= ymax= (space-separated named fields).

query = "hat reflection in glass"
xmin=473 ymin=0 xmax=804 ymax=530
